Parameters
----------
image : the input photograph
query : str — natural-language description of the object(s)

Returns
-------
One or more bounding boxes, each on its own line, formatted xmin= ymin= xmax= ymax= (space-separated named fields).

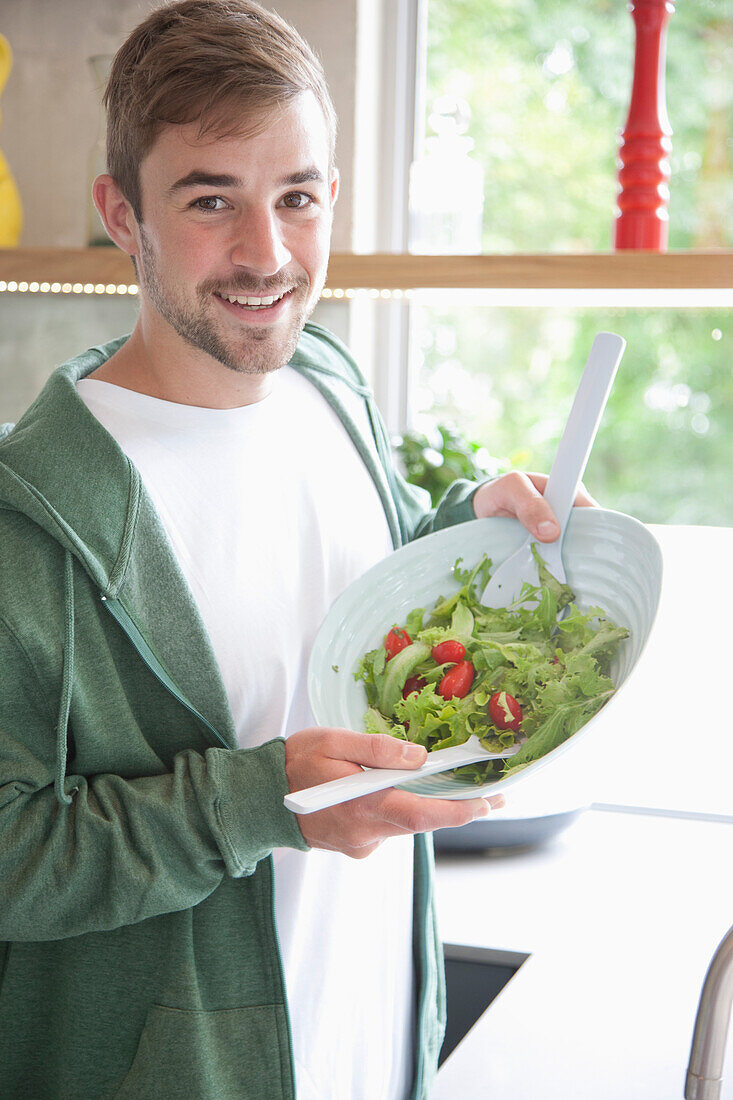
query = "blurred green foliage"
xmin=408 ymin=305 xmax=731 ymax=525
xmin=393 ymin=422 xmax=508 ymax=504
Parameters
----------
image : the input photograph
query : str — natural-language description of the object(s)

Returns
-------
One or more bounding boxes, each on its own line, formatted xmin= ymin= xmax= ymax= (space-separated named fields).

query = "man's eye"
xmin=280 ymin=192 xmax=313 ymax=209
xmin=191 ymin=196 xmax=227 ymax=212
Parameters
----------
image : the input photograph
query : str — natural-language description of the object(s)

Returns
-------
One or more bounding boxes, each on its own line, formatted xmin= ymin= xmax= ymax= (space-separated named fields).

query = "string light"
xmin=0 ymin=281 xmax=138 ymax=295
xmin=1 ymin=282 xmax=725 ymax=306
xmin=0 ymin=282 xmax=411 ymax=298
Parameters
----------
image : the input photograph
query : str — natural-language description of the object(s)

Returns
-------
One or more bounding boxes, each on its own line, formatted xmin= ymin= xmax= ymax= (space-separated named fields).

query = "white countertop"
xmin=433 ymin=524 xmax=733 ymax=1099
xmin=434 ymin=808 xmax=733 ymax=1100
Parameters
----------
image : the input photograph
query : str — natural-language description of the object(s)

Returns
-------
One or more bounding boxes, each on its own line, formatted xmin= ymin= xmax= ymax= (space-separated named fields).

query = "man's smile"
xmin=214 ymin=288 xmax=292 ymax=309
xmin=213 ymin=286 xmax=298 ymax=321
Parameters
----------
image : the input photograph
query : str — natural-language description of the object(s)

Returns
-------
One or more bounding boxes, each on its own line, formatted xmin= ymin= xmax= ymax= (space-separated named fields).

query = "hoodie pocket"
xmin=113 ymin=1003 xmax=291 ymax=1100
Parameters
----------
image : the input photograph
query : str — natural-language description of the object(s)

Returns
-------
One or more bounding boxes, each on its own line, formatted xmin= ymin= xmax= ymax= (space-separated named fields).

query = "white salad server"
xmin=480 ymin=331 xmax=626 ymax=609
xmin=283 ymin=735 xmax=523 ymax=815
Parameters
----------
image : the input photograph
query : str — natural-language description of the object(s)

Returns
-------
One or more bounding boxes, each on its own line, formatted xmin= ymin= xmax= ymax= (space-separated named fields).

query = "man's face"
xmin=131 ymin=91 xmax=338 ymax=376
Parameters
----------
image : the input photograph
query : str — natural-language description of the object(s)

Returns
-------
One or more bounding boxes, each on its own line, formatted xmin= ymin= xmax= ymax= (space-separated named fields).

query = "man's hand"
xmin=473 ymin=471 xmax=597 ymax=541
xmin=285 ymin=728 xmax=505 ymax=858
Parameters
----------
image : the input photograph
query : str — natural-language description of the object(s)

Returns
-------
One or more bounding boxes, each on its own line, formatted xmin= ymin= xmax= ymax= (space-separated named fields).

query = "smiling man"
xmin=0 ymin=2 xmax=592 ymax=1099
xmin=89 ymin=91 xmax=337 ymax=404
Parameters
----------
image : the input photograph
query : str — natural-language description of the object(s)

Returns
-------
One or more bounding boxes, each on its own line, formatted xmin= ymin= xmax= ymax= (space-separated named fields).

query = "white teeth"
xmin=222 ymin=291 xmax=286 ymax=306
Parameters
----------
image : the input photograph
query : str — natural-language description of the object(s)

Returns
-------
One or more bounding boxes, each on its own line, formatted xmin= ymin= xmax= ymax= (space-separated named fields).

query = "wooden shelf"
xmin=0 ymin=248 xmax=137 ymax=286
xmin=0 ymin=247 xmax=730 ymax=290
xmin=328 ymin=250 xmax=732 ymax=290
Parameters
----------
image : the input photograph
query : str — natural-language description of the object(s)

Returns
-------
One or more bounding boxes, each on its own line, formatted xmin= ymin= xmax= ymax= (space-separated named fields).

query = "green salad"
xmin=354 ymin=546 xmax=629 ymax=783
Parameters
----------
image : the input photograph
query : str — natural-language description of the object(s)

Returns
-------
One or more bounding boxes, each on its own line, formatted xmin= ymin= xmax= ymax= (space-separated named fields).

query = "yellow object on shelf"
xmin=0 ymin=34 xmax=23 ymax=248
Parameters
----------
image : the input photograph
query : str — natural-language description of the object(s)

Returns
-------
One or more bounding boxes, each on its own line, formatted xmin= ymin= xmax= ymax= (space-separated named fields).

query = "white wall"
xmin=0 ymin=0 xmax=358 ymax=249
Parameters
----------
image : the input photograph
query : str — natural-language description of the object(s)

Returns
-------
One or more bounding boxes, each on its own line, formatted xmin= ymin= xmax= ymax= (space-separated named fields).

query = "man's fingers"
xmin=318 ymin=729 xmax=428 ymax=770
xmin=489 ymin=471 xmax=561 ymax=542
xmin=525 ymin=472 xmax=598 ymax=509
xmin=377 ymin=791 xmax=503 ymax=833
xmin=297 ymin=783 xmax=507 ymax=856
xmin=475 ymin=471 xmax=599 ymax=542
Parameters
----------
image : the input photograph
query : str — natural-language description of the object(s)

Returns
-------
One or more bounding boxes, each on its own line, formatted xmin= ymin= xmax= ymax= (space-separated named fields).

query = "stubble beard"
xmin=136 ymin=227 xmax=320 ymax=376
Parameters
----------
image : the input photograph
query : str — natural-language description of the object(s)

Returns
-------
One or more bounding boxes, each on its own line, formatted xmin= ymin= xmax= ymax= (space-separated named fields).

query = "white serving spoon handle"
xmin=480 ymin=332 xmax=625 ymax=608
xmin=542 ymin=331 xmax=626 ymax=534
xmin=283 ymin=738 xmax=516 ymax=815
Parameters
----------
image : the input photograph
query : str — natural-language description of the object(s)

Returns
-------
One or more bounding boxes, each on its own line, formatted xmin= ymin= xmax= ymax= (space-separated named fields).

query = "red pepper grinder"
xmin=613 ymin=0 xmax=676 ymax=251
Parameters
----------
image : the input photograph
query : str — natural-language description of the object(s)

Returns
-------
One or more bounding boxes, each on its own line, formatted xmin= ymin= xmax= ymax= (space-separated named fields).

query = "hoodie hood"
xmin=0 ymin=334 xmax=140 ymax=597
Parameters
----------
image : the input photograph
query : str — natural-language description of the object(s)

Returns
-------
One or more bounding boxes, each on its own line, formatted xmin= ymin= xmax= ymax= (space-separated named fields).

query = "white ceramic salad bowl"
xmin=307 ymin=508 xmax=663 ymax=801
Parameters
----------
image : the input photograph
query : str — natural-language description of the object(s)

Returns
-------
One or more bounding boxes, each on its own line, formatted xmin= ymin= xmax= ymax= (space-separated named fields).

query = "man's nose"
xmin=229 ymin=208 xmax=292 ymax=275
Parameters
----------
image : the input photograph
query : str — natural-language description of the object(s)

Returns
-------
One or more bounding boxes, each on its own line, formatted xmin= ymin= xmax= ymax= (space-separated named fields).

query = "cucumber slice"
xmin=380 ymin=642 xmax=431 ymax=715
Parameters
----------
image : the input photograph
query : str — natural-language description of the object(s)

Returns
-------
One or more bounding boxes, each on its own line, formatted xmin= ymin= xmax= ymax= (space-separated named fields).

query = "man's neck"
xmin=86 ymin=330 xmax=275 ymax=409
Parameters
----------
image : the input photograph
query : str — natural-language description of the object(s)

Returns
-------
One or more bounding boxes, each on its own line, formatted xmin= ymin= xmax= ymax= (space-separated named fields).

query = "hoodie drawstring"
xmin=54 ymin=549 xmax=75 ymax=805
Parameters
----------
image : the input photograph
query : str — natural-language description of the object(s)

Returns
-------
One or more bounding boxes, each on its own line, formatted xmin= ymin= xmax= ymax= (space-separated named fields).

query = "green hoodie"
xmin=0 ymin=323 xmax=482 ymax=1100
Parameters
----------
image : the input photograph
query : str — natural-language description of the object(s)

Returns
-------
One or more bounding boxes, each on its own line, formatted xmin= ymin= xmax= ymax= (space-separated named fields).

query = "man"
xmin=0 ymin=2 xmax=593 ymax=1097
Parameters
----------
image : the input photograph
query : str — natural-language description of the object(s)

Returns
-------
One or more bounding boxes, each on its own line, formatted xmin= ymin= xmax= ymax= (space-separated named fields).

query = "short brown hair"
xmin=104 ymin=0 xmax=337 ymax=224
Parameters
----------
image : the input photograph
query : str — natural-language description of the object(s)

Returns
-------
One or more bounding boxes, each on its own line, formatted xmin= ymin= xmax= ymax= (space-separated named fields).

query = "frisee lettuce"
xmin=353 ymin=548 xmax=629 ymax=784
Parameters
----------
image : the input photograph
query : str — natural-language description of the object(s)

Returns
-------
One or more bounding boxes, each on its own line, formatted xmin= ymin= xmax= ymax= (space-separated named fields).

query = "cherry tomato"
xmin=431 ymin=640 xmax=466 ymax=665
xmin=438 ymin=660 xmax=475 ymax=700
xmin=402 ymin=675 xmax=427 ymax=699
xmin=384 ymin=627 xmax=411 ymax=660
xmin=488 ymin=691 xmax=523 ymax=731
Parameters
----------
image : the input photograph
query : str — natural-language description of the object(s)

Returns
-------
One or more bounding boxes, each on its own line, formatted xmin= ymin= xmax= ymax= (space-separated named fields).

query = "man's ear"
xmin=329 ymin=168 xmax=340 ymax=208
xmin=91 ymin=175 xmax=139 ymax=255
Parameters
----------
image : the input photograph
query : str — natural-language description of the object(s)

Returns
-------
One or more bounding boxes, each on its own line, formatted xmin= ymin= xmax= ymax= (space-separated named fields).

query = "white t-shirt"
xmin=77 ymin=365 xmax=416 ymax=1100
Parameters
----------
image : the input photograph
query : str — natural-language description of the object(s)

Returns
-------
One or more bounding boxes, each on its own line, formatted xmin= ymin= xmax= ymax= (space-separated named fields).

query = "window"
xmin=415 ymin=0 xmax=731 ymax=252
xmin=401 ymin=0 xmax=732 ymax=528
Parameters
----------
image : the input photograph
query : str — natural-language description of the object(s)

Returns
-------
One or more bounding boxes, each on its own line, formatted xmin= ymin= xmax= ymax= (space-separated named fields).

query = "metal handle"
xmin=685 ymin=921 xmax=733 ymax=1099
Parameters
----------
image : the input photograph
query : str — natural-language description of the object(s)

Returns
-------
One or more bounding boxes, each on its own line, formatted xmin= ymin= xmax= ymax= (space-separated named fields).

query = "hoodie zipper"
xmin=100 ymin=594 xmax=230 ymax=750
xmin=103 ymin=592 xmax=299 ymax=1094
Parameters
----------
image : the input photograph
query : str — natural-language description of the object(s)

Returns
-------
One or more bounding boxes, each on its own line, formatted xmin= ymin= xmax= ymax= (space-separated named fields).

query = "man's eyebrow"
xmin=165 ymin=166 xmax=325 ymax=198
xmin=165 ymin=171 xmax=242 ymax=198
xmin=279 ymin=168 xmax=324 ymax=186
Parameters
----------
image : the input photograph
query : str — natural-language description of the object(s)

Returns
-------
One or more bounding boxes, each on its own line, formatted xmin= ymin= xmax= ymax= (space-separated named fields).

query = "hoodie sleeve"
xmin=0 ymin=616 xmax=308 ymax=943
xmin=389 ymin=465 xmax=497 ymax=542
xmin=367 ymin=399 xmax=497 ymax=545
